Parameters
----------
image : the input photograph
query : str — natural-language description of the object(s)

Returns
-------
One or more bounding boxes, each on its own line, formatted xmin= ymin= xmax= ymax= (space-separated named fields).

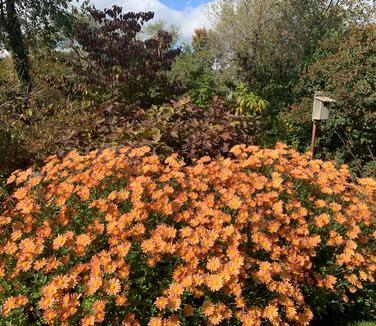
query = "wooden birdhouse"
xmin=312 ymin=91 xmax=336 ymax=120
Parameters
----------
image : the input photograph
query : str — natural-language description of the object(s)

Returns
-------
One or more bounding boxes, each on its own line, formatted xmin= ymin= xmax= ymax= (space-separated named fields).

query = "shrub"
xmin=57 ymin=97 xmax=258 ymax=163
xmin=0 ymin=57 xmax=34 ymax=173
xmin=189 ymin=74 xmax=217 ymax=107
xmin=0 ymin=172 xmax=8 ymax=205
xmin=0 ymin=51 xmax=101 ymax=173
xmin=0 ymin=144 xmax=375 ymax=325
xmin=227 ymin=83 xmax=268 ymax=117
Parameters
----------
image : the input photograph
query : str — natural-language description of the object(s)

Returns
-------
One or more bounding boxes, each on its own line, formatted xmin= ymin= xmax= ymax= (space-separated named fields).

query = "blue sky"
xmin=160 ymin=0 xmax=211 ymax=10
xmin=92 ymin=0 xmax=215 ymax=39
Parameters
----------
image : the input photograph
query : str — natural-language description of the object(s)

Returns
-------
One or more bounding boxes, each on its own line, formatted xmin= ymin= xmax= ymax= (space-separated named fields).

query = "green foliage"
xmin=308 ymin=280 xmax=376 ymax=325
xmin=189 ymin=74 xmax=217 ymax=107
xmin=228 ymin=83 xmax=268 ymax=116
xmin=169 ymin=28 xmax=233 ymax=105
xmin=208 ymin=0 xmax=375 ymax=111
xmin=0 ymin=171 xmax=9 ymax=205
xmin=0 ymin=56 xmax=18 ymax=102
xmin=0 ymin=51 xmax=98 ymax=172
xmin=280 ymin=24 xmax=376 ymax=176
xmin=142 ymin=19 xmax=181 ymax=47
xmin=0 ymin=0 xmax=77 ymax=88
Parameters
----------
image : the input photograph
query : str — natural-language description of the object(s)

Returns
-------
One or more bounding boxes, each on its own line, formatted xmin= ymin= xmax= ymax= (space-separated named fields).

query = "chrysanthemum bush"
xmin=0 ymin=144 xmax=375 ymax=325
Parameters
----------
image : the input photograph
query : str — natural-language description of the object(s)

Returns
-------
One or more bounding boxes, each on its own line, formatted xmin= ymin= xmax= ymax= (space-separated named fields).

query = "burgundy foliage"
xmin=75 ymin=5 xmax=181 ymax=106
xmin=56 ymin=97 xmax=258 ymax=162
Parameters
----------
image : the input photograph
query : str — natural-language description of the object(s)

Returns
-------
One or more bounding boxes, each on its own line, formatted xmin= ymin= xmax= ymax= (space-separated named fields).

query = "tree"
xmin=74 ymin=5 xmax=181 ymax=107
xmin=0 ymin=0 xmax=76 ymax=90
xmin=279 ymin=24 xmax=376 ymax=176
xmin=208 ymin=0 xmax=375 ymax=110
xmin=169 ymin=28 xmax=233 ymax=106
xmin=142 ymin=18 xmax=181 ymax=47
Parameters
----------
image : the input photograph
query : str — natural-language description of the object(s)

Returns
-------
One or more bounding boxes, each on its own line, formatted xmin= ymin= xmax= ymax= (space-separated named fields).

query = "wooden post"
xmin=311 ymin=92 xmax=335 ymax=158
xmin=311 ymin=120 xmax=317 ymax=158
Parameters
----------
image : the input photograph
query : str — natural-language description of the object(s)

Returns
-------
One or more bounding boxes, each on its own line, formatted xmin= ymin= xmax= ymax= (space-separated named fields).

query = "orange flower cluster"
xmin=2 ymin=295 xmax=28 ymax=316
xmin=0 ymin=144 xmax=375 ymax=325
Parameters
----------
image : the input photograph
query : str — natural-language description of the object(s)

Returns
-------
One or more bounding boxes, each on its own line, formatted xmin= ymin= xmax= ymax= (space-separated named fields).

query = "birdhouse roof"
xmin=315 ymin=95 xmax=336 ymax=103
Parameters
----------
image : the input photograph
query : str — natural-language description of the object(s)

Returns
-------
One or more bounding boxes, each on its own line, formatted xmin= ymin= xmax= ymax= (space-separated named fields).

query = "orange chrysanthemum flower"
xmin=87 ymin=276 xmax=102 ymax=295
xmin=206 ymin=257 xmax=221 ymax=272
xmin=43 ymin=309 xmax=57 ymax=324
xmin=115 ymin=295 xmax=127 ymax=306
xmin=206 ymin=274 xmax=224 ymax=291
xmin=92 ymin=300 xmax=106 ymax=314
xmin=81 ymin=315 xmax=95 ymax=326
xmin=155 ymin=297 xmax=168 ymax=311
xmin=264 ymin=304 xmax=279 ymax=321
xmin=148 ymin=317 xmax=162 ymax=326
xmin=105 ymin=278 xmax=121 ymax=296
xmin=39 ymin=296 xmax=55 ymax=310
xmin=314 ymin=214 xmax=330 ymax=228
xmin=202 ymin=301 xmax=215 ymax=317
xmin=183 ymin=304 xmax=194 ymax=317
xmin=53 ymin=234 xmax=67 ymax=250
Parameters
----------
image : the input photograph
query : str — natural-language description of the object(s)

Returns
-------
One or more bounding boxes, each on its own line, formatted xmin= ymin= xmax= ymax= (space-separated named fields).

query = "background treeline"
xmin=0 ymin=0 xmax=375 ymax=178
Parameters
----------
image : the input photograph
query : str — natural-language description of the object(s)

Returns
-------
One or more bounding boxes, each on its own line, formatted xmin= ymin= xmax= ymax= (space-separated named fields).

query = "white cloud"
xmin=91 ymin=0 xmax=215 ymax=40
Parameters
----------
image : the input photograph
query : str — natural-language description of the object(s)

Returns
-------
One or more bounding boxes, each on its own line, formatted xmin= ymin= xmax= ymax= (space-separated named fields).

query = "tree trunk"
xmin=5 ymin=0 xmax=32 ymax=91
